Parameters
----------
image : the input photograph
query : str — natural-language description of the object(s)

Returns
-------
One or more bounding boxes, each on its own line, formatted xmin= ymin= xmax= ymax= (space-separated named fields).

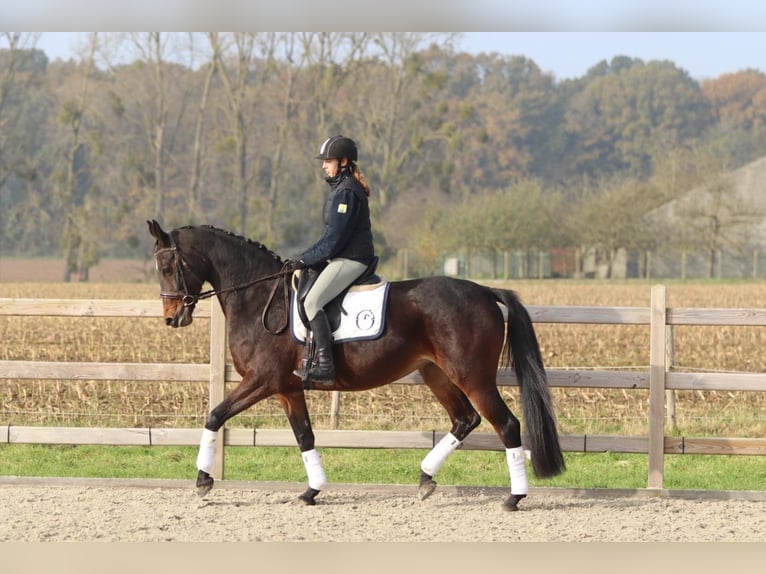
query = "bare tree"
xmin=56 ymin=33 xmax=99 ymax=281
xmin=262 ymin=32 xmax=297 ymax=245
xmin=652 ymin=145 xmax=762 ymax=278
xmin=207 ymin=32 xmax=276 ymax=236
xmin=0 ymin=32 xmax=40 ymax=188
xmin=570 ymin=177 xmax=659 ymax=279
xmin=354 ymin=33 xmax=457 ymax=208
xmin=186 ymin=55 xmax=216 ymax=222
xmin=127 ymin=33 xmax=173 ymax=219
xmin=675 ymin=174 xmax=758 ymax=278
xmin=296 ymin=32 xmax=370 ymax=138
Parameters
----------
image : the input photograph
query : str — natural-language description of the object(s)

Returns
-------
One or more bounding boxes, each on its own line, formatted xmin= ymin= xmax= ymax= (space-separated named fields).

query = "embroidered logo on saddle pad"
xmin=290 ymin=281 xmax=390 ymax=344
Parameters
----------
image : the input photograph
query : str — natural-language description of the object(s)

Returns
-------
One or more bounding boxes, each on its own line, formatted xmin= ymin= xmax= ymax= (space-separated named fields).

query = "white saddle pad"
xmin=290 ymin=281 xmax=390 ymax=344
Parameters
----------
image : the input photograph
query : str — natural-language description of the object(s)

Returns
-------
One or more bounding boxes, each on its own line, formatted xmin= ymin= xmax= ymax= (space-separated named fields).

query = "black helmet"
xmin=316 ymin=135 xmax=358 ymax=162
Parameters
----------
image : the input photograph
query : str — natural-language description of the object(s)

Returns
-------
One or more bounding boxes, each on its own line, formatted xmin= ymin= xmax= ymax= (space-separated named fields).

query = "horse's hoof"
xmin=298 ymin=487 xmax=320 ymax=506
xmin=502 ymin=493 xmax=527 ymax=512
xmin=298 ymin=495 xmax=316 ymax=506
xmin=196 ymin=470 xmax=214 ymax=497
xmin=418 ymin=478 xmax=437 ymax=501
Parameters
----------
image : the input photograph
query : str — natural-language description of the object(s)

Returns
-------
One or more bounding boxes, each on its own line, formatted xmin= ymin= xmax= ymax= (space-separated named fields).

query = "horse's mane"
xmin=179 ymin=225 xmax=284 ymax=263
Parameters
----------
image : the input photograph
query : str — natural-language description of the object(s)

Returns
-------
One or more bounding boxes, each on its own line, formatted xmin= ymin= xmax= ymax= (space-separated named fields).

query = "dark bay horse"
xmin=147 ymin=220 xmax=565 ymax=511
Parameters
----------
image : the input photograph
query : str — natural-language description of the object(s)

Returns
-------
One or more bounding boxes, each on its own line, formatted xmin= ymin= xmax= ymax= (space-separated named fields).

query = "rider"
xmin=290 ymin=135 xmax=376 ymax=384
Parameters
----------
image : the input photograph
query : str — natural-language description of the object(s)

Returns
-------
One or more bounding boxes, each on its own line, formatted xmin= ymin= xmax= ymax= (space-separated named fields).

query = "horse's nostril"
xmin=165 ymin=317 xmax=174 ymax=326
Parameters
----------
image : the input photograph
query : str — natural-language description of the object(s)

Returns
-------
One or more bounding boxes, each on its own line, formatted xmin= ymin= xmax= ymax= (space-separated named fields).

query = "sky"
xmin=25 ymin=31 xmax=766 ymax=83
xmin=3 ymin=1 xmax=766 ymax=82
xmin=460 ymin=33 xmax=766 ymax=81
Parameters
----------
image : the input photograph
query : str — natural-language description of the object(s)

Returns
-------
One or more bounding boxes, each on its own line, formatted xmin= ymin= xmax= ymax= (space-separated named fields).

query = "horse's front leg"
xmin=195 ymin=375 xmax=273 ymax=496
xmin=278 ymin=391 xmax=326 ymax=506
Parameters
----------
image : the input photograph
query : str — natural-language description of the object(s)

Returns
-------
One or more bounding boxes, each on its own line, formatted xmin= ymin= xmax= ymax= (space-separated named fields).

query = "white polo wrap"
xmin=196 ymin=428 xmax=218 ymax=474
xmin=302 ymin=449 xmax=328 ymax=490
xmin=420 ymin=432 xmax=462 ymax=477
xmin=506 ymin=446 xmax=529 ymax=495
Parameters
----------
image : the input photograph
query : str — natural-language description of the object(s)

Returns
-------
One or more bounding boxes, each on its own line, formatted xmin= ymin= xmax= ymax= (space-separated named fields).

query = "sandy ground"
xmin=1 ymin=479 xmax=766 ymax=542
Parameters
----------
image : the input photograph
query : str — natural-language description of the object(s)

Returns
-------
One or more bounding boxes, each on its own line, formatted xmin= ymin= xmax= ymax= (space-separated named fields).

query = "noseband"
xmin=155 ymin=243 xmax=200 ymax=308
xmin=153 ymin=235 xmax=292 ymax=334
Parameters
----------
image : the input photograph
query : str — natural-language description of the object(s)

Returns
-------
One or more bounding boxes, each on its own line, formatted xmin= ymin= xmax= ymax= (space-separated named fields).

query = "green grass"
xmin=2 ymin=444 xmax=764 ymax=491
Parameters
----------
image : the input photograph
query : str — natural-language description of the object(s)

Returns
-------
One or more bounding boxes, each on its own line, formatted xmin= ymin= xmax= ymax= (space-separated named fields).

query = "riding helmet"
xmin=316 ymin=135 xmax=358 ymax=162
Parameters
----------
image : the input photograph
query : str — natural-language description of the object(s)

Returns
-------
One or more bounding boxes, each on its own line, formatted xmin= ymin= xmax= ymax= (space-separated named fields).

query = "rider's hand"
xmin=285 ymin=258 xmax=308 ymax=271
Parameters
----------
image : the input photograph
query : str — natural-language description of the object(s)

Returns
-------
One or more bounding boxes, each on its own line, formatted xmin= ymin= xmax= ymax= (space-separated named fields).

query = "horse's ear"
xmin=147 ymin=219 xmax=170 ymax=245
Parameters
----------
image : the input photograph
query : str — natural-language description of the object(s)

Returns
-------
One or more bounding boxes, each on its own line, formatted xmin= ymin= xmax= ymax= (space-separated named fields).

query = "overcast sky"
xmin=23 ymin=31 xmax=765 ymax=83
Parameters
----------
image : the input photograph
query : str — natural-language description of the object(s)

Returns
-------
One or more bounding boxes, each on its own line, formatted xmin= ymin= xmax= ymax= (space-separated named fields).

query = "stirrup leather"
xmin=293 ymin=333 xmax=316 ymax=389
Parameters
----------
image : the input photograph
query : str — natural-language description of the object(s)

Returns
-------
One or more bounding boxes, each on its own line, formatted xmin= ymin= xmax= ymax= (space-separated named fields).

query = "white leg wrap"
xmin=421 ymin=433 xmax=462 ymax=477
xmin=506 ymin=446 xmax=529 ymax=495
xmin=302 ymin=449 xmax=327 ymax=491
xmin=196 ymin=428 xmax=218 ymax=474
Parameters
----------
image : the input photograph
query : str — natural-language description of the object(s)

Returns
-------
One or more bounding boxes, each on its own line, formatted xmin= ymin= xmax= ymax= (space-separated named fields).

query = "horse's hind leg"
xmin=464 ymin=385 xmax=529 ymax=511
xmin=277 ymin=391 xmax=327 ymax=506
xmin=418 ymin=364 xmax=482 ymax=501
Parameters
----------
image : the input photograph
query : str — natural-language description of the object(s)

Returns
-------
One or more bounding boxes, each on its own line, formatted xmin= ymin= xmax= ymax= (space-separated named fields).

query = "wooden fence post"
xmin=648 ymin=285 xmax=667 ymax=488
xmin=209 ymin=297 xmax=227 ymax=479
xmin=665 ymin=325 xmax=677 ymax=434
xmin=331 ymin=391 xmax=341 ymax=429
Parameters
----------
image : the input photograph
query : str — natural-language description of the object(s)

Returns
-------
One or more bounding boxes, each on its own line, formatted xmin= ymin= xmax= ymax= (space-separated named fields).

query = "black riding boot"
xmin=295 ymin=310 xmax=335 ymax=384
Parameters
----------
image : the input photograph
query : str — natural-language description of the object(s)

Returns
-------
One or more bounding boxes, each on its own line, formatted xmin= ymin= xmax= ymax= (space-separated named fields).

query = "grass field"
xmin=3 ymin=443 xmax=765 ymax=491
xmin=2 ymin=276 xmax=766 ymax=490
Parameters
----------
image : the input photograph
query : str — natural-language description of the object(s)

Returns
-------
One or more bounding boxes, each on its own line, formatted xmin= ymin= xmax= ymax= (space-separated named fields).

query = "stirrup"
xmin=307 ymin=365 xmax=335 ymax=385
xmin=293 ymin=359 xmax=335 ymax=389
xmin=293 ymin=360 xmax=315 ymax=390
xmin=293 ymin=364 xmax=334 ymax=390
xmin=294 ymin=335 xmax=315 ymax=389
xmin=294 ymin=369 xmax=313 ymax=390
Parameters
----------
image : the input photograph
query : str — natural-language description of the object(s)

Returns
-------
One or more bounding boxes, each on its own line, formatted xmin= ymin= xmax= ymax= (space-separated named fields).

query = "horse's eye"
xmin=161 ymin=265 xmax=173 ymax=276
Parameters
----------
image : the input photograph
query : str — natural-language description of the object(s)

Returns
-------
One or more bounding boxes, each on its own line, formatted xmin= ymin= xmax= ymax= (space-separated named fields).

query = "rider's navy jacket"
xmin=298 ymin=169 xmax=375 ymax=268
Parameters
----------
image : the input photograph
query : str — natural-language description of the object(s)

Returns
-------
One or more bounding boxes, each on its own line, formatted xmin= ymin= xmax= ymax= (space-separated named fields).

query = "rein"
xmin=155 ymin=242 xmax=293 ymax=335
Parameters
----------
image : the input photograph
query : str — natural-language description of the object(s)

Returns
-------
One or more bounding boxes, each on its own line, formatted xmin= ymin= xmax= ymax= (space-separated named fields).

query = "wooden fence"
xmin=2 ymin=284 xmax=766 ymax=489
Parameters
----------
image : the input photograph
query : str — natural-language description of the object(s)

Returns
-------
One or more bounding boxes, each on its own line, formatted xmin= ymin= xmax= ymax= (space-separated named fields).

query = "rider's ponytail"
xmin=350 ymin=162 xmax=371 ymax=197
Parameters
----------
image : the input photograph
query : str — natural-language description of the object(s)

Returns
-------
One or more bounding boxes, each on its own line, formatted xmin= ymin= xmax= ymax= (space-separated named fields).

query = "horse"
xmin=147 ymin=220 xmax=565 ymax=511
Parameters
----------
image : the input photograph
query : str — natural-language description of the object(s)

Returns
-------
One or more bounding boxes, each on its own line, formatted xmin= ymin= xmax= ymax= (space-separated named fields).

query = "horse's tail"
xmin=491 ymin=288 xmax=565 ymax=478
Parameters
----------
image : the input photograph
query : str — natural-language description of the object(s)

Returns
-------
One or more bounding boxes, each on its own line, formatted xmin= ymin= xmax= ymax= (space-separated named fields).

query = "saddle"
xmin=292 ymin=257 xmax=381 ymax=332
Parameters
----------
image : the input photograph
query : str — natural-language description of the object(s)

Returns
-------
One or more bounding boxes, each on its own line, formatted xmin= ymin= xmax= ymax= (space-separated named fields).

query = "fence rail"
xmin=2 ymin=285 xmax=766 ymax=489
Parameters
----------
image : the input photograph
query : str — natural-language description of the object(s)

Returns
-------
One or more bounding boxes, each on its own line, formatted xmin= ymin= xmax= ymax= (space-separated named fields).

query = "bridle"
xmin=154 ymin=234 xmax=293 ymax=334
xmin=155 ymin=243 xmax=198 ymax=307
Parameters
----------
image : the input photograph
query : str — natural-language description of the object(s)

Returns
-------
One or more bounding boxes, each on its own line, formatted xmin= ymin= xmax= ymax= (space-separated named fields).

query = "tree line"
xmin=2 ymin=32 xmax=765 ymax=280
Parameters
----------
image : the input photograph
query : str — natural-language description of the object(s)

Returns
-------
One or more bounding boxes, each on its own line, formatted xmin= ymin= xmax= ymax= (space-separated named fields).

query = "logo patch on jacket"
xmin=337 ymin=203 xmax=348 ymax=213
